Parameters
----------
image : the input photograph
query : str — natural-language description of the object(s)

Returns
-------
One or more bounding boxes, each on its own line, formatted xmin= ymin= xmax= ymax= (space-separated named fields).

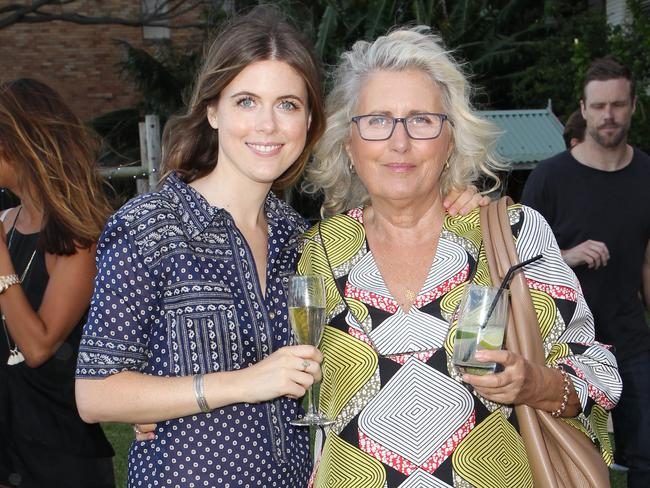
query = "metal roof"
xmin=478 ymin=107 xmax=565 ymax=170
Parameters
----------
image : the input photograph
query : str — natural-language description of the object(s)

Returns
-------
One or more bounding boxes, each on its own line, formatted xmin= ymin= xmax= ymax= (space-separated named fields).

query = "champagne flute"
xmin=287 ymin=274 xmax=334 ymax=426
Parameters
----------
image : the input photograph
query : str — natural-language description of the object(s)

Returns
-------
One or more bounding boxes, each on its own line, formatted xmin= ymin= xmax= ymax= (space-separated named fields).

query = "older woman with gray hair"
xmin=298 ymin=27 xmax=621 ymax=487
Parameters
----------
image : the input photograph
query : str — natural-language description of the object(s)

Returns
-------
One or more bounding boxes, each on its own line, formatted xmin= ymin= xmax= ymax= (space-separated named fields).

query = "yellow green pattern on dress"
xmin=301 ymin=205 xmax=620 ymax=487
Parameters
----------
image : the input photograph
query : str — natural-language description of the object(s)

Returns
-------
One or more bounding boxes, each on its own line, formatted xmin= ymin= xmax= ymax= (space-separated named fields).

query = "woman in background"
xmin=0 ymin=79 xmax=114 ymax=488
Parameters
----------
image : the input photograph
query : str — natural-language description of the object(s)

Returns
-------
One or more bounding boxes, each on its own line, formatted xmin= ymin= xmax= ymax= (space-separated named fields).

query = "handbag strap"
xmin=480 ymin=197 xmax=562 ymax=487
xmin=479 ymin=197 xmax=545 ymax=364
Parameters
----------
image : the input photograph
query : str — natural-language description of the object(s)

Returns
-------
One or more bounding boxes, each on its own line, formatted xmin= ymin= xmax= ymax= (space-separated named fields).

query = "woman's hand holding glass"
xmin=461 ymin=349 xmax=543 ymax=404
xmin=129 ymin=274 xmax=328 ymax=444
xmin=461 ymin=350 xmax=579 ymax=416
xmin=132 ymin=345 xmax=323 ymax=442
xmin=286 ymin=275 xmax=333 ymax=426
xmin=239 ymin=344 xmax=323 ymax=403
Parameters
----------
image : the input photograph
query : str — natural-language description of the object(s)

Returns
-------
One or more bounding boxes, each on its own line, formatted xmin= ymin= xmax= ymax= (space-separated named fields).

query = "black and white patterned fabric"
xmin=77 ymin=172 xmax=310 ymax=487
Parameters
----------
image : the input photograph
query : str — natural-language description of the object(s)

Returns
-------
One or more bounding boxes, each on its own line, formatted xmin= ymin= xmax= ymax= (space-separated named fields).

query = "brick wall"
xmin=0 ymin=0 xmax=204 ymax=121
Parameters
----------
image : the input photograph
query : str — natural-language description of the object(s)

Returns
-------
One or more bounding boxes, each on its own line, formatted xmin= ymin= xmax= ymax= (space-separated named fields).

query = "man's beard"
xmin=588 ymin=121 xmax=629 ymax=149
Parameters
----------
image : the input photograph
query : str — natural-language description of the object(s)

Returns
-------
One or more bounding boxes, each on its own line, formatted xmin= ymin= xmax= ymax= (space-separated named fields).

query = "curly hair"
xmin=302 ymin=27 xmax=507 ymax=216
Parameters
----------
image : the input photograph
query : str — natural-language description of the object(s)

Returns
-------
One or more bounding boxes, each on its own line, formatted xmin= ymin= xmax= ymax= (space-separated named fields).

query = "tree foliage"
xmin=0 ymin=0 xmax=211 ymax=29
xmin=117 ymin=0 xmax=574 ymax=112
xmin=569 ymin=0 xmax=650 ymax=151
xmin=77 ymin=0 xmax=650 ymax=160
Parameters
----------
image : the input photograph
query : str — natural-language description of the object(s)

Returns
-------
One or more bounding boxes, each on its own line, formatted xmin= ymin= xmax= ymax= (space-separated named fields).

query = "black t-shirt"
xmin=521 ymin=148 xmax=650 ymax=361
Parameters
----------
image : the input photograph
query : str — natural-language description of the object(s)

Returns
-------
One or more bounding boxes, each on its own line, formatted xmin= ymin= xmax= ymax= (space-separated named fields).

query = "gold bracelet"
xmin=550 ymin=365 xmax=571 ymax=418
xmin=193 ymin=374 xmax=211 ymax=413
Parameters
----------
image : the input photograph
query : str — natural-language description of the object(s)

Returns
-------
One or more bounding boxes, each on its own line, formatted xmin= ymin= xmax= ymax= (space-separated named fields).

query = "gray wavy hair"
xmin=302 ymin=27 xmax=507 ymax=216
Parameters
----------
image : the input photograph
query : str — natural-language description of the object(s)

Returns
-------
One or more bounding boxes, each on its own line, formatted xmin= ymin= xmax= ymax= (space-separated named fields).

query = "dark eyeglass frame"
xmin=351 ymin=112 xmax=452 ymax=141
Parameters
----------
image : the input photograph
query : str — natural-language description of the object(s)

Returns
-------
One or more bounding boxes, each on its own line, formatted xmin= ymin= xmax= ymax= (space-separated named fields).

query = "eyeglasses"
xmin=351 ymin=113 xmax=451 ymax=141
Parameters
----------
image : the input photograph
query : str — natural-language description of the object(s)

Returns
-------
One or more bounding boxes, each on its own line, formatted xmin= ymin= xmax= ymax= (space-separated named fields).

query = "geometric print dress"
xmin=297 ymin=204 xmax=622 ymax=488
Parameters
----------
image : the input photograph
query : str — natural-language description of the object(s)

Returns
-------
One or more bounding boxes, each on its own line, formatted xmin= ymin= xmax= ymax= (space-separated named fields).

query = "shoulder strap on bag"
xmin=480 ymin=197 xmax=610 ymax=488
xmin=481 ymin=198 xmax=559 ymax=486
xmin=480 ymin=197 xmax=545 ymax=365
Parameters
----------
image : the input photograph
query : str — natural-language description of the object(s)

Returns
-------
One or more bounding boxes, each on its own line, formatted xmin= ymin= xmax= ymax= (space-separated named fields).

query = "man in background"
xmin=522 ymin=57 xmax=650 ymax=488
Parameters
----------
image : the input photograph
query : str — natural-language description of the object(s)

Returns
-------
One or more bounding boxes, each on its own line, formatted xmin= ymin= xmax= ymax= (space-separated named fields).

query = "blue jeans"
xmin=611 ymin=350 xmax=650 ymax=488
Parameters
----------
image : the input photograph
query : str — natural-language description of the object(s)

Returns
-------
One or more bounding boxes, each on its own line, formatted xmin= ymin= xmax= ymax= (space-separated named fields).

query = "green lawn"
xmin=103 ymin=422 xmax=627 ymax=488
xmin=610 ymin=467 xmax=627 ymax=487
xmin=103 ymin=423 xmax=131 ymax=488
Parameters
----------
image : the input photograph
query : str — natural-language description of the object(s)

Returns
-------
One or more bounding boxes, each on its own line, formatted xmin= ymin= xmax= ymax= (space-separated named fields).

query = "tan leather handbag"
xmin=480 ymin=197 xmax=610 ymax=488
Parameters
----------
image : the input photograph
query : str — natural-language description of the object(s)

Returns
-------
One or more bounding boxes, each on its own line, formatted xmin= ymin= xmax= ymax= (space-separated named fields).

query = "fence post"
xmin=136 ymin=121 xmax=149 ymax=195
xmin=145 ymin=114 xmax=161 ymax=191
xmin=101 ymin=114 xmax=161 ymax=193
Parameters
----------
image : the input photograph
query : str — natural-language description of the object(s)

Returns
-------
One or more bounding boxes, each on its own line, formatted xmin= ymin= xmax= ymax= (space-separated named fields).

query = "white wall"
xmin=607 ymin=0 xmax=650 ymax=25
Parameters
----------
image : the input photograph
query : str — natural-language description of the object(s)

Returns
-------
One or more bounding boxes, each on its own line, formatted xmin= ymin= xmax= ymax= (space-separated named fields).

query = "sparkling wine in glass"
xmin=288 ymin=274 xmax=334 ymax=427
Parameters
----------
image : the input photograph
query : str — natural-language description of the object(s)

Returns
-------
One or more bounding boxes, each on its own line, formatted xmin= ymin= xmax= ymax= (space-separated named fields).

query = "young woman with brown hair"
xmin=75 ymin=9 xmax=327 ymax=487
xmin=0 ymin=78 xmax=114 ymax=487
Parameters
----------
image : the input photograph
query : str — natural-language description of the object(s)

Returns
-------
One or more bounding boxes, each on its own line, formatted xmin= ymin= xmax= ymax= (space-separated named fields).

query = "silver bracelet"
xmin=550 ymin=365 xmax=571 ymax=418
xmin=193 ymin=374 xmax=211 ymax=413
xmin=0 ymin=274 xmax=20 ymax=294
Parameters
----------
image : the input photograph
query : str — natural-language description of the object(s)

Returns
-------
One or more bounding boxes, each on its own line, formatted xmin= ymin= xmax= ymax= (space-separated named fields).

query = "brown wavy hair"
xmin=161 ymin=6 xmax=325 ymax=191
xmin=0 ymin=78 xmax=111 ymax=255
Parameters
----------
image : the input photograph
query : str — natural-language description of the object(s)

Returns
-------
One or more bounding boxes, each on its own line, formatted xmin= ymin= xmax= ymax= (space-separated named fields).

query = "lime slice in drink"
xmin=455 ymin=328 xmax=478 ymax=340
xmin=461 ymin=366 xmax=494 ymax=376
xmin=478 ymin=328 xmax=503 ymax=350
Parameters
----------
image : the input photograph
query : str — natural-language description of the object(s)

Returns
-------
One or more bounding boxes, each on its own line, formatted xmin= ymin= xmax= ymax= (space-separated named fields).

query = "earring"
xmin=349 ymin=161 xmax=356 ymax=174
xmin=444 ymin=160 xmax=450 ymax=170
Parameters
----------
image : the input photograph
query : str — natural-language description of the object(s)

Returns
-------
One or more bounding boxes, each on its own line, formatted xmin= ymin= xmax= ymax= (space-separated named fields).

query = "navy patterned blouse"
xmin=77 ymin=173 xmax=311 ymax=487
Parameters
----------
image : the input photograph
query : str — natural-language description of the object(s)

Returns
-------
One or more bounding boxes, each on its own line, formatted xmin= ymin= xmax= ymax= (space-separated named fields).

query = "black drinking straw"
xmin=480 ymin=254 xmax=543 ymax=329
xmin=461 ymin=254 xmax=543 ymax=362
